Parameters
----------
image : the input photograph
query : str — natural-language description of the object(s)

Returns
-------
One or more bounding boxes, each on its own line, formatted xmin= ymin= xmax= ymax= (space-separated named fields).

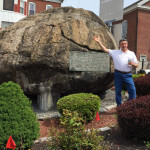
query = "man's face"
xmin=120 ymin=41 xmax=128 ymax=51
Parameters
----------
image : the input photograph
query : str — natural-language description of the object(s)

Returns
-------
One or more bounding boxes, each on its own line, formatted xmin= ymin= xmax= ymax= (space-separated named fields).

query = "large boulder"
xmin=0 ymin=7 xmax=117 ymax=111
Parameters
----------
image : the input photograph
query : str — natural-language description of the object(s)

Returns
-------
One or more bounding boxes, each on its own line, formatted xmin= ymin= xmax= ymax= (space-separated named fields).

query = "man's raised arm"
xmin=93 ymin=36 xmax=109 ymax=53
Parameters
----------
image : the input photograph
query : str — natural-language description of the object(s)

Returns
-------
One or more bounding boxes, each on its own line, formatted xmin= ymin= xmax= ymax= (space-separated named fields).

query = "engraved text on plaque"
xmin=69 ymin=51 xmax=110 ymax=72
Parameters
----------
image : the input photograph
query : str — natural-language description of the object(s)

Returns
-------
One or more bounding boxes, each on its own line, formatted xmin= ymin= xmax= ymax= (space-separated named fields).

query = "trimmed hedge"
xmin=0 ymin=81 xmax=40 ymax=149
xmin=117 ymin=95 xmax=150 ymax=140
xmin=134 ymin=75 xmax=150 ymax=96
xmin=57 ymin=93 xmax=100 ymax=122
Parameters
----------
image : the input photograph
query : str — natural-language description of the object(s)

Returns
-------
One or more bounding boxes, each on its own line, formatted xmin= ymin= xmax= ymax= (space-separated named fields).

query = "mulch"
xmin=38 ymin=108 xmax=118 ymax=138
xmin=101 ymin=127 xmax=147 ymax=150
xmin=31 ymin=108 xmax=148 ymax=150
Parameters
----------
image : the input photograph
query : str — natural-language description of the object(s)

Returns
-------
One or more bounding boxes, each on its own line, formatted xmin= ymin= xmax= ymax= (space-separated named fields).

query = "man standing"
xmin=93 ymin=36 xmax=138 ymax=106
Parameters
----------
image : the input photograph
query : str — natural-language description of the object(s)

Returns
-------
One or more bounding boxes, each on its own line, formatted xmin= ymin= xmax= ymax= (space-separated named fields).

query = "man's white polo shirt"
xmin=109 ymin=49 xmax=138 ymax=72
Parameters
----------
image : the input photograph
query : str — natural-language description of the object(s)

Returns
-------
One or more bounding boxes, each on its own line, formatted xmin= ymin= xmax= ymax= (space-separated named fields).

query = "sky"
xmin=62 ymin=0 xmax=139 ymax=16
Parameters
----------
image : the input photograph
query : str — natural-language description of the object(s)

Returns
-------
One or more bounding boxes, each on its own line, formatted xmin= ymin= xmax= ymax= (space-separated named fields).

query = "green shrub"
xmin=132 ymin=74 xmax=140 ymax=80
xmin=0 ymin=81 xmax=40 ymax=149
xmin=134 ymin=75 xmax=150 ymax=96
xmin=48 ymin=109 xmax=106 ymax=150
xmin=117 ymin=95 xmax=150 ymax=140
xmin=57 ymin=93 xmax=101 ymax=122
xmin=144 ymin=141 xmax=150 ymax=149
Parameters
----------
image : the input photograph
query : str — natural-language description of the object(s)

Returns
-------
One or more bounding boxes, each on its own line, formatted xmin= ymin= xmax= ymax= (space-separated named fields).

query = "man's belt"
xmin=115 ymin=69 xmax=131 ymax=74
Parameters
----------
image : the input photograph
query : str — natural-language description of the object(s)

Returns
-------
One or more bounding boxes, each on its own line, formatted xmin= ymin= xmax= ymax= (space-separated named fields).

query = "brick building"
xmin=27 ymin=0 xmax=63 ymax=15
xmin=0 ymin=0 xmax=63 ymax=29
xmin=112 ymin=0 xmax=150 ymax=70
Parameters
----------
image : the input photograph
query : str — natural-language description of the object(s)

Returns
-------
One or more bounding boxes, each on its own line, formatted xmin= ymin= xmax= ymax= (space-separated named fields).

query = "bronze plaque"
xmin=69 ymin=51 xmax=110 ymax=72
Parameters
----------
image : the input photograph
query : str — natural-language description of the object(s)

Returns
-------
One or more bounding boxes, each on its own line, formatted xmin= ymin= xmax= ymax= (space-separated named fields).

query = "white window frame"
xmin=20 ymin=0 xmax=24 ymax=14
xmin=2 ymin=21 xmax=13 ymax=28
xmin=121 ymin=20 xmax=128 ymax=39
xmin=46 ymin=5 xmax=53 ymax=10
xmin=29 ymin=2 xmax=36 ymax=15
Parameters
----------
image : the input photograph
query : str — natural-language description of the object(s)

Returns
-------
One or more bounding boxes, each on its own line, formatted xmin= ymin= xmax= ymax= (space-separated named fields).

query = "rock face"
xmin=0 ymin=7 xmax=117 ymax=111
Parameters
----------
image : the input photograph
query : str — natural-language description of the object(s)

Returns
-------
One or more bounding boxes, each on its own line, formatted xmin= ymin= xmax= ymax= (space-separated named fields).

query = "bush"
xmin=132 ymin=74 xmax=140 ymax=80
xmin=57 ymin=93 xmax=101 ymax=122
xmin=144 ymin=141 xmax=150 ymax=149
xmin=134 ymin=75 xmax=150 ymax=96
xmin=117 ymin=95 xmax=150 ymax=140
xmin=0 ymin=81 xmax=40 ymax=149
xmin=48 ymin=109 xmax=106 ymax=150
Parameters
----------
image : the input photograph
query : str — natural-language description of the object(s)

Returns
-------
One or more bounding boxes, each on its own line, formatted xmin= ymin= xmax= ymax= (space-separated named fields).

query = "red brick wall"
xmin=24 ymin=2 xmax=27 ymax=15
xmin=27 ymin=0 xmax=61 ymax=15
xmin=14 ymin=4 xmax=18 ymax=12
xmin=18 ymin=0 xmax=20 ymax=13
xmin=14 ymin=0 xmax=20 ymax=13
xmin=112 ymin=2 xmax=150 ymax=61
xmin=136 ymin=9 xmax=150 ymax=61
xmin=14 ymin=0 xmax=27 ymax=15
xmin=145 ymin=1 xmax=150 ymax=7
xmin=124 ymin=10 xmax=138 ymax=54
xmin=113 ymin=8 xmax=150 ymax=61
xmin=112 ymin=10 xmax=138 ymax=54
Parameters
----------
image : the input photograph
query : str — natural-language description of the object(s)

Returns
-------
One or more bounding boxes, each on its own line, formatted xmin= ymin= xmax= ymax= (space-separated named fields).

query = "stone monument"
xmin=0 ymin=7 xmax=117 ymax=112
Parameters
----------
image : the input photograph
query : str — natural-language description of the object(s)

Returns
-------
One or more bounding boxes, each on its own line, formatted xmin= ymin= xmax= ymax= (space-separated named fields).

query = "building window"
xmin=122 ymin=20 xmax=128 ymax=39
xmin=46 ymin=5 xmax=53 ymax=10
xmin=3 ymin=0 xmax=14 ymax=11
xmin=29 ymin=2 xmax=36 ymax=15
xmin=2 ymin=21 xmax=13 ymax=28
xmin=20 ymin=0 xmax=24 ymax=14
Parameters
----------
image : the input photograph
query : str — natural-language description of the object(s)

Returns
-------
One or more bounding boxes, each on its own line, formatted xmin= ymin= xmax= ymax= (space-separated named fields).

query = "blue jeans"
xmin=114 ymin=71 xmax=136 ymax=106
